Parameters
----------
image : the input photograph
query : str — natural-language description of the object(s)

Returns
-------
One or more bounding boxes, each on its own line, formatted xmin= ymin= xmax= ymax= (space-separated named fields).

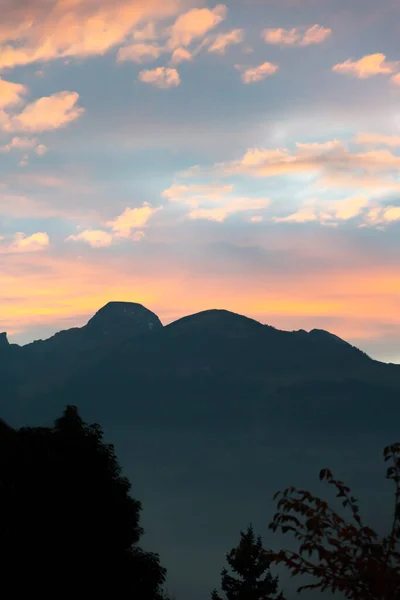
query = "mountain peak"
xmin=166 ymin=308 xmax=264 ymax=336
xmin=309 ymin=329 xmax=348 ymax=345
xmin=85 ymin=301 xmax=163 ymax=336
xmin=0 ymin=332 xmax=9 ymax=349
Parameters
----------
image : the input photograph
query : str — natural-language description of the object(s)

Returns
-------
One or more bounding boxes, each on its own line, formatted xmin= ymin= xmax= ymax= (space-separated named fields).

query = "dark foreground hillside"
xmin=0 ymin=302 xmax=399 ymax=599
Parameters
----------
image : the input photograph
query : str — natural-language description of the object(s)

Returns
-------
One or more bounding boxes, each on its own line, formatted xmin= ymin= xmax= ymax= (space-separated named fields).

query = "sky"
xmin=0 ymin=0 xmax=400 ymax=362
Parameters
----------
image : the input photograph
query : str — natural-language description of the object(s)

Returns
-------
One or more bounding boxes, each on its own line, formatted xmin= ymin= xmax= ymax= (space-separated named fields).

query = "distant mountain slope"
xmin=0 ymin=302 xmax=163 ymax=406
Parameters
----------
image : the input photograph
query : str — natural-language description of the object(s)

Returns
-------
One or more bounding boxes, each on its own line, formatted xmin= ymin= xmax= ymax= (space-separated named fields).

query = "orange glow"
xmin=1 ymin=252 xmax=399 ymax=348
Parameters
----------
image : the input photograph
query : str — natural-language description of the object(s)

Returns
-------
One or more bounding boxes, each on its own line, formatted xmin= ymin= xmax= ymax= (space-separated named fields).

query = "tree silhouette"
xmin=0 ymin=405 xmax=169 ymax=598
xmin=267 ymin=442 xmax=400 ymax=599
xmin=211 ymin=524 xmax=283 ymax=600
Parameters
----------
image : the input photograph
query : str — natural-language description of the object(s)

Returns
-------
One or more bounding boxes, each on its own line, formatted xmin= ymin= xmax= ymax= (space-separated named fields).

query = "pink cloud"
xmin=117 ymin=43 xmax=162 ymax=63
xmin=333 ymin=195 xmax=369 ymax=220
xmin=208 ymin=29 xmax=244 ymax=54
xmin=169 ymin=47 xmax=193 ymax=66
xmin=18 ymin=154 xmax=29 ymax=167
xmin=163 ymin=182 xmax=270 ymax=221
xmin=237 ymin=61 xmax=279 ymax=84
xmin=366 ymin=205 xmax=400 ymax=225
xmin=263 ymin=28 xmax=299 ymax=46
xmin=132 ymin=230 xmax=146 ymax=241
xmin=0 ymin=78 xmax=27 ymax=108
xmin=0 ymin=231 xmax=49 ymax=254
xmin=262 ymin=24 xmax=331 ymax=46
xmin=219 ymin=144 xmax=400 ymax=178
xmin=273 ymin=207 xmax=318 ymax=223
xmin=354 ymin=132 xmax=400 ymax=147
xmin=35 ymin=143 xmax=48 ymax=156
xmin=3 ymin=91 xmax=84 ymax=132
xmin=106 ymin=203 xmax=161 ymax=237
xmin=132 ymin=22 xmax=158 ymax=42
xmin=188 ymin=197 xmax=270 ymax=222
xmin=67 ymin=230 xmax=113 ymax=248
xmin=167 ymin=4 xmax=227 ymax=49
xmin=162 ymin=182 xmax=235 ymax=204
xmin=301 ymin=24 xmax=332 ymax=45
xmin=272 ymin=195 xmax=369 ymax=225
xmin=296 ymin=140 xmax=347 ymax=153
xmin=138 ymin=66 xmax=180 ymax=88
xmin=0 ymin=0 xmax=185 ymax=70
xmin=391 ymin=73 xmax=400 ymax=86
xmin=0 ymin=136 xmax=37 ymax=152
xmin=333 ymin=53 xmax=397 ymax=79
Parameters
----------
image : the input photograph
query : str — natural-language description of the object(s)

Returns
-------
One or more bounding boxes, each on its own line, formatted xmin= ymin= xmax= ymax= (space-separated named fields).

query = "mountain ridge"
xmin=1 ymin=299 xmax=398 ymax=428
xmin=1 ymin=302 xmax=370 ymax=356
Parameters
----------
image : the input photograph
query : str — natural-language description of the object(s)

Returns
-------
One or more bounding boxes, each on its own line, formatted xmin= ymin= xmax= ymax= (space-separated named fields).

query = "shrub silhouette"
xmin=267 ymin=442 xmax=400 ymax=599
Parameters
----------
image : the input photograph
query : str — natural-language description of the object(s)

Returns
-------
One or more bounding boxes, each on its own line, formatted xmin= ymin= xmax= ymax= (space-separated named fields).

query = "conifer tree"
xmin=212 ymin=524 xmax=283 ymax=600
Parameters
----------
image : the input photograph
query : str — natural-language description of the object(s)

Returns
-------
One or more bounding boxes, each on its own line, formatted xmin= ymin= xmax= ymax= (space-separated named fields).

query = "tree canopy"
xmin=0 ymin=405 xmax=169 ymax=598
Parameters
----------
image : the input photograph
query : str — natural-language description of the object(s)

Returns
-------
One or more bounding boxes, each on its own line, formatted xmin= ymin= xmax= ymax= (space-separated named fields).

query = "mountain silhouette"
xmin=0 ymin=302 xmax=398 ymax=419
xmin=25 ymin=301 xmax=162 ymax=355
xmin=0 ymin=301 xmax=399 ymax=600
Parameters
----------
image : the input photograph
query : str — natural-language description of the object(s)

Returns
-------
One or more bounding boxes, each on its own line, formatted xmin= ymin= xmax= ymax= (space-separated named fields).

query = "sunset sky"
xmin=1 ymin=0 xmax=399 ymax=362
